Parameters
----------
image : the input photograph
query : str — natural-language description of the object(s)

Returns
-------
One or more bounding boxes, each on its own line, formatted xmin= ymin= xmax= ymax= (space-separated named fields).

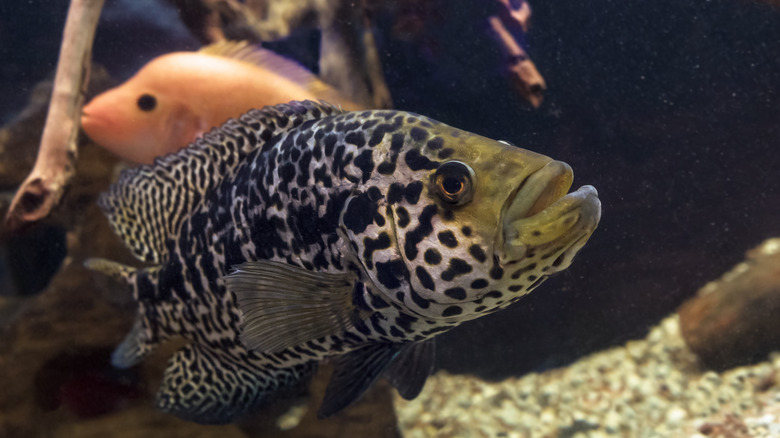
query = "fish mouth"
xmin=499 ymin=160 xmax=601 ymax=265
xmin=80 ymin=107 xmax=108 ymax=133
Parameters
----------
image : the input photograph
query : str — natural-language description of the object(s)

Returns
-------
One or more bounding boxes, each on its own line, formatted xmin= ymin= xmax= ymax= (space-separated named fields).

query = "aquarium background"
xmin=1 ymin=0 xmax=779 ymax=435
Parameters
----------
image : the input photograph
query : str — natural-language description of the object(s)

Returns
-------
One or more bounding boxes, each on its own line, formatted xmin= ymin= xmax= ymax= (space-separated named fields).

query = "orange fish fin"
xmin=199 ymin=40 xmax=361 ymax=109
xmin=166 ymin=99 xmax=209 ymax=151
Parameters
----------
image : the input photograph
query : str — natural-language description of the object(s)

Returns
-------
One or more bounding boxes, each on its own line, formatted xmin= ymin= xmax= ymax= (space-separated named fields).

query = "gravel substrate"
xmin=395 ymin=315 xmax=780 ymax=438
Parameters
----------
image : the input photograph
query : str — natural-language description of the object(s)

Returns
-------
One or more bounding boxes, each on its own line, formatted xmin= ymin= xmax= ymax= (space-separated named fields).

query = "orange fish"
xmin=81 ymin=41 xmax=361 ymax=164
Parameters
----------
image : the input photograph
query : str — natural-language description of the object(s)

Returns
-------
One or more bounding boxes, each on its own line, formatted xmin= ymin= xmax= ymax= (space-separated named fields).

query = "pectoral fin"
xmin=384 ymin=339 xmax=435 ymax=400
xmin=166 ymin=99 xmax=209 ymax=154
xmin=318 ymin=343 xmax=401 ymax=418
xmin=226 ymin=260 xmax=360 ymax=354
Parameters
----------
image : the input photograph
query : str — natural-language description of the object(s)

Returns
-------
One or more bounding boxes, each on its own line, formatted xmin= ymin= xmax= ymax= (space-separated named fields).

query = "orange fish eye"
xmin=433 ymin=161 xmax=475 ymax=205
xmin=137 ymin=94 xmax=157 ymax=112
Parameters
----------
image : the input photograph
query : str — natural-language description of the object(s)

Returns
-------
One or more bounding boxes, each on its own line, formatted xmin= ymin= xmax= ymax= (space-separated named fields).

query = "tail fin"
xmin=85 ymin=257 xmax=164 ymax=303
xmin=85 ymin=258 xmax=162 ymax=368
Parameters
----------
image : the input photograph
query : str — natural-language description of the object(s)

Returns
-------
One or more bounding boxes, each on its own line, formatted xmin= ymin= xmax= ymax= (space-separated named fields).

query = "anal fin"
xmin=85 ymin=258 xmax=159 ymax=368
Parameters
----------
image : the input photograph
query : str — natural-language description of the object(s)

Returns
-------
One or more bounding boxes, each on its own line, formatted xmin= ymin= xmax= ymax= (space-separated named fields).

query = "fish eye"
xmin=137 ymin=94 xmax=157 ymax=112
xmin=433 ymin=161 xmax=475 ymax=205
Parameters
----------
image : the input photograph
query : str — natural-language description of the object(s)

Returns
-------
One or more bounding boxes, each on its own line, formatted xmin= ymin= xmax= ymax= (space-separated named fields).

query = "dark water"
xmin=430 ymin=0 xmax=780 ymax=378
xmin=1 ymin=0 xmax=779 ymax=432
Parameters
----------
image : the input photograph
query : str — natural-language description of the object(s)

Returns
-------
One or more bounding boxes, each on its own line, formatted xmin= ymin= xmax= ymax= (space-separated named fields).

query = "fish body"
xmin=81 ymin=42 xmax=360 ymax=164
xmin=88 ymin=101 xmax=600 ymax=423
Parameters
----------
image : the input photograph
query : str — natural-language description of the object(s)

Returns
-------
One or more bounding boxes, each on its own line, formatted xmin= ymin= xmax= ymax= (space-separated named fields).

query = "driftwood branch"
xmin=168 ymin=0 xmax=392 ymax=109
xmin=318 ymin=0 xmax=393 ymax=109
xmin=3 ymin=0 xmax=104 ymax=234
xmin=488 ymin=0 xmax=546 ymax=108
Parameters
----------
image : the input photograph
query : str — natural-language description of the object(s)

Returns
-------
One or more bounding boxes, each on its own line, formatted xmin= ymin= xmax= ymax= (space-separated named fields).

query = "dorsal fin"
xmin=199 ymin=40 xmax=361 ymax=110
xmin=99 ymin=100 xmax=343 ymax=264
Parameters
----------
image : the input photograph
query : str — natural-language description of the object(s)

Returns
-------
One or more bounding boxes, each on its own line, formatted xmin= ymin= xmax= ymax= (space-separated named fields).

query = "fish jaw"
xmin=80 ymin=104 xmax=110 ymax=142
xmin=81 ymin=101 xmax=126 ymax=155
xmin=81 ymin=102 xmax=161 ymax=164
xmin=499 ymin=160 xmax=601 ymax=271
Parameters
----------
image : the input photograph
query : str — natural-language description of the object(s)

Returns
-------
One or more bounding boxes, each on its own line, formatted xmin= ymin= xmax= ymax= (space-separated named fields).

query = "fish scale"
xmin=88 ymin=100 xmax=601 ymax=424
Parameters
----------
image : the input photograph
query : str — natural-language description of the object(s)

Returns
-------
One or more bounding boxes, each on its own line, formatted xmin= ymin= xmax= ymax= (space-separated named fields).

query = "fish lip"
xmin=80 ymin=108 xmax=109 ymax=132
xmin=499 ymin=160 xmax=573 ymax=229
xmin=498 ymin=161 xmax=600 ymax=263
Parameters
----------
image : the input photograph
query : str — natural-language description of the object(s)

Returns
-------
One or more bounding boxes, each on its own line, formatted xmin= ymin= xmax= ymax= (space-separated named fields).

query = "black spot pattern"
xmin=375 ymin=260 xmax=408 ymax=290
xmin=511 ymin=263 xmax=537 ymax=280
xmin=403 ymin=181 xmax=424 ymax=204
xmin=426 ymin=137 xmax=444 ymax=150
xmin=437 ymin=148 xmax=455 ymax=159
xmin=444 ymin=287 xmax=467 ymax=300
xmin=490 ymin=264 xmax=504 ymax=280
xmin=395 ymin=207 xmax=411 ymax=228
xmin=410 ymin=127 xmax=428 ymax=141
xmin=403 ymin=205 xmax=438 ymax=261
xmin=468 ymin=244 xmax=487 ymax=263
xmin=323 ymin=133 xmax=338 ymax=156
xmin=415 ymin=266 xmax=436 ymax=291
xmin=440 ymin=258 xmax=473 ymax=281
xmin=394 ymin=313 xmax=417 ymax=333
xmin=343 ymin=193 xmax=376 ymax=234
xmin=442 ymin=306 xmax=462 ymax=317
xmin=404 ymin=149 xmax=439 ymax=171
xmin=437 ymin=231 xmax=458 ymax=248
xmin=409 ymin=288 xmax=431 ymax=309
xmin=485 ymin=291 xmax=503 ymax=299
xmin=344 ymin=132 xmax=366 ymax=148
xmin=387 ymin=183 xmax=404 ymax=204
xmin=353 ymin=149 xmax=374 ymax=183
xmin=368 ymin=117 xmax=404 ymax=146
xmin=470 ymin=279 xmax=488 ymax=289
xmin=363 ymin=233 xmax=392 ymax=269
xmin=423 ymin=248 xmax=442 ymax=265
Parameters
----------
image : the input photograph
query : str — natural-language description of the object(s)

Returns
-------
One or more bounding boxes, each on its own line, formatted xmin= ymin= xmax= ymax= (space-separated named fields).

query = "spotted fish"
xmin=86 ymin=100 xmax=601 ymax=424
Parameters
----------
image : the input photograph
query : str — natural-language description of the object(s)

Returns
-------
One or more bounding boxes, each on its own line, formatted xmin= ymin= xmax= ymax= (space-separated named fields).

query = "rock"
xmin=678 ymin=238 xmax=780 ymax=369
xmin=394 ymin=315 xmax=780 ymax=437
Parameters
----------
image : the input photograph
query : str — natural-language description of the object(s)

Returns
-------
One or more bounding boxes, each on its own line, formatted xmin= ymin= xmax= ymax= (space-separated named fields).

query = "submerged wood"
xmin=3 ymin=0 xmax=104 ymax=234
xmin=488 ymin=0 xmax=546 ymax=108
xmin=168 ymin=0 xmax=393 ymax=109
xmin=318 ymin=0 xmax=393 ymax=109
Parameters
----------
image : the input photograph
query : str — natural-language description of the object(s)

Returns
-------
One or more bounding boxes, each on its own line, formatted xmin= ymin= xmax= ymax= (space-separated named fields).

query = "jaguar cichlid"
xmin=86 ymin=100 xmax=601 ymax=423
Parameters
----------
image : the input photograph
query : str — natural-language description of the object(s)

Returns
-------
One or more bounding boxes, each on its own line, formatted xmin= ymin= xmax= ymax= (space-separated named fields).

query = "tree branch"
xmin=3 ymin=0 xmax=104 ymax=234
xmin=488 ymin=0 xmax=546 ymax=108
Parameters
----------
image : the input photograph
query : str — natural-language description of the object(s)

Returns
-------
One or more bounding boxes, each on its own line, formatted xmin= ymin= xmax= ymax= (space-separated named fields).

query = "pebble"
xmin=395 ymin=314 xmax=780 ymax=437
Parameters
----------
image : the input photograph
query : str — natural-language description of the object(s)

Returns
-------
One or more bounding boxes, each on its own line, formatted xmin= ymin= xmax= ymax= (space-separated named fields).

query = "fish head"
xmin=351 ymin=120 xmax=601 ymax=322
xmin=81 ymin=74 xmax=202 ymax=164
